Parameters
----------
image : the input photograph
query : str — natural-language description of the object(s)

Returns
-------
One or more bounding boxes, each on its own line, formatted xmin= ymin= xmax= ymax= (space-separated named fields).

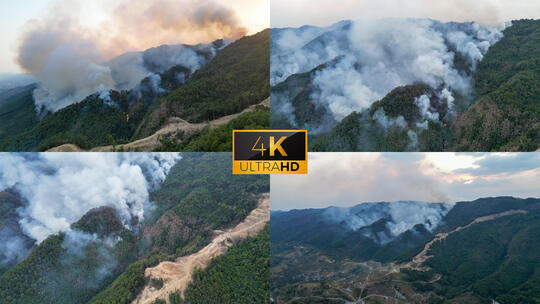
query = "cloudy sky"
xmin=271 ymin=0 xmax=540 ymax=28
xmin=271 ymin=153 xmax=540 ymax=210
xmin=0 ymin=0 xmax=269 ymax=73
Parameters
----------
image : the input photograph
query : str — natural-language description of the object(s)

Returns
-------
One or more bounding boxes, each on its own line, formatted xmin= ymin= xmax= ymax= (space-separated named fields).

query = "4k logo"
xmin=232 ymin=130 xmax=307 ymax=174
xmin=251 ymin=136 xmax=287 ymax=157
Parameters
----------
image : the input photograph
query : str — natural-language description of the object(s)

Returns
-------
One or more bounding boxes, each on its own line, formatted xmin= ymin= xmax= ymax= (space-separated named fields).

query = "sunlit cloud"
xmin=1 ymin=0 xmax=269 ymax=73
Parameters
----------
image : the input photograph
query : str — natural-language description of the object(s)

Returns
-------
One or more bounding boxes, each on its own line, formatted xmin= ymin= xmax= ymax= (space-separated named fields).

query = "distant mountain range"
xmin=0 ymin=30 xmax=270 ymax=152
xmin=0 ymin=74 xmax=35 ymax=95
xmin=271 ymin=196 xmax=540 ymax=303
xmin=271 ymin=19 xmax=540 ymax=152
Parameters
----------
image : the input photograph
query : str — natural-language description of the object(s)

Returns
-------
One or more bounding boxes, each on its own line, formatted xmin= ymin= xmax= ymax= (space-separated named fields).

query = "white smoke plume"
xmin=108 ymin=42 xmax=226 ymax=91
xmin=0 ymin=227 xmax=33 ymax=266
xmin=271 ymin=18 xmax=506 ymax=133
xmin=16 ymin=0 xmax=245 ymax=113
xmin=60 ymin=230 xmax=121 ymax=285
xmin=373 ymin=109 xmax=408 ymax=130
xmin=407 ymin=130 xmax=420 ymax=150
xmin=323 ymin=201 xmax=453 ymax=243
xmin=28 ymin=41 xmax=116 ymax=113
xmin=415 ymin=95 xmax=440 ymax=122
xmin=0 ymin=152 xmax=181 ymax=243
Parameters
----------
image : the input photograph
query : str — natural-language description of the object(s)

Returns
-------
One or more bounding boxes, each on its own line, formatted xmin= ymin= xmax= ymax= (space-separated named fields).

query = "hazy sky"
xmin=0 ymin=0 xmax=269 ymax=73
xmin=271 ymin=0 xmax=540 ymax=28
xmin=0 ymin=0 xmax=49 ymax=72
xmin=271 ymin=153 xmax=540 ymax=210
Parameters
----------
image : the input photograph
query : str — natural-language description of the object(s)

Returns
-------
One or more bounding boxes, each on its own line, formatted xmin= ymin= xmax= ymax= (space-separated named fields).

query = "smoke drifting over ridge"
xmin=16 ymin=0 xmax=246 ymax=113
xmin=0 ymin=153 xmax=180 ymax=244
xmin=0 ymin=227 xmax=33 ymax=266
xmin=59 ymin=230 xmax=121 ymax=286
xmin=323 ymin=201 xmax=453 ymax=244
xmin=271 ymin=19 xmax=505 ymax=136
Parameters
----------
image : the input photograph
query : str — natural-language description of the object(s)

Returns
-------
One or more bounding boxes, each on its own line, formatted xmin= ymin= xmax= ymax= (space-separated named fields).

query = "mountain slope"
xmin=0 ymin=189 xmax=35 ymax=275
xmin=0 ymin=84 xmax=39 ymax=141
xmin=133 ymin=195 xmax=269 ymax=304
xmin=0 ymin=153 xmax=270 ymax=304
xmin=271 ymin=201 xmax=453 ymax=262
xmin=0 ymin=207 xmax=139 ymax=304
xmin=424 ymin=209 xmax=540 ymax=303
xmin=184 ymin=225 xmax=270 ymax=304
xmin=310 ymin=84 xmax=453 ymax=151
xmin=453 ymin=19 xmax=540 ymax=151
xmin=273 ymin=19 xmax=539 ymax=152
xmin=270 ymin=197 xmax=540 ymax=303
xmin=44 ymin=98 xmax=270 ymax=152
xmin=0 ymin=70 xmax=184 ymax=151
xmin=135 ymin=29 xmax=270 ymax=138
xmin=89 ymin=153 xmax=269 ymax=304
xmin=154 ymin=102 xmax=270 ymax=152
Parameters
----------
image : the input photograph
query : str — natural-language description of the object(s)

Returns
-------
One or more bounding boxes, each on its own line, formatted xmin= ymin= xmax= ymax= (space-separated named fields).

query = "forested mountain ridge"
xmin=272 ymin=19 xmax=539 ymax=152
xmin=0 ymin=84 xmax=38 ymax=141
xmin=453 ymin=19 xmax=540 ymax=151
xmin=271 ymin=197 xmax=539 ymax=263
xmin=0 ymin=30 xmax=270 ymax=152
xmin=184 ymin=225 xmax=270 ymax=304
xmin=134 ymin=29 xmax=270 ymax=139
xmin=0 ymin=153 xmax=270 ymax=304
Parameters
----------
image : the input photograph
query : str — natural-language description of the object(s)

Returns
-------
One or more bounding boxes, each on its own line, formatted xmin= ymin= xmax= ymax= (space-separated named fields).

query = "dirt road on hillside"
xmin=406 ymin=209 xmax=527 ymax=269
xmin=47 ymin=98 xmax=269 ymax=152
xmin=132 ymin=193 xmax=270 ymax=304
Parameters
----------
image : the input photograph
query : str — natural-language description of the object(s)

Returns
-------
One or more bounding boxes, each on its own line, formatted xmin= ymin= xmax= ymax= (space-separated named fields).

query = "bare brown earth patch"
xmin=132 ymin=193 xmax=269 ymax=304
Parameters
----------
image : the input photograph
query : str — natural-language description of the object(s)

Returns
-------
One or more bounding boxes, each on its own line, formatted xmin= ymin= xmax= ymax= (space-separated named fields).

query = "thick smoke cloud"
xmin=28 ymin=40 xmax=116 ymax=113
xmin=115 ymin=0 xmax=247 ymax=46
xmin=0 ymin=153 xmax=180 ymax=244
xmin=271 ymin=19 xmax=505 ymax=135
xmin=108 ymin=42 xmax=226 ymax=91
xmin=323 ymin=201 xmax=453 ymax=243
xmin=16 ymin=0 xmax=245 ymax=113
